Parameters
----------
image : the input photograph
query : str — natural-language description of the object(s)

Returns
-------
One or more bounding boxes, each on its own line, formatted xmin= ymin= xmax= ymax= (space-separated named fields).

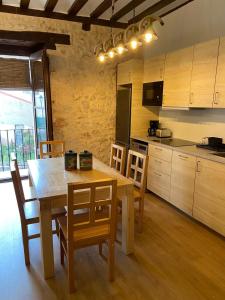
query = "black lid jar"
xmin=79 ymin=150 xmax=92 ymax=171
xmin=64 ymin=150 xmax=77 ymax=171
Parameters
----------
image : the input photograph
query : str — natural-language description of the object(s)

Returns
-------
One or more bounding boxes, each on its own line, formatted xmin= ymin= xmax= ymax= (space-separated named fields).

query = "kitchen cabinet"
xmin=148 ymin=144 xmax=172 ymax=162
xmin=189 ymin=39 xmax=219 ymax=108
xmin=163 ymin=47 xmax=194 ymax=107
xmin=117 ymin=61 xmax=132 ymax=85
xmin=170 ymin=151 xmax=196 ymax=215
xmin=147 ymin=144 xmax=172 ymax=201
xmin=143 ymin=54 xmax=165 ymax=83
xmin=214 ymin=37 xmax=225 ymax=108
xmin=193 ymin=158 xmax=225 ymax=236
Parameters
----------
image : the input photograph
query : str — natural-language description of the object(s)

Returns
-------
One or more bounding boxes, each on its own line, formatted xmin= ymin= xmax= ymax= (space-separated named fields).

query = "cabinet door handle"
xmin=160 ymin=68 xmax=163 ymax=79
xmin=155 ymin=147 xmax=163 ymax=151
xmin=155 ymin=159 xmax=162 ymax=164
xmin=214 ymin=92 xmax=219 ymax=105
xmin=178 ymin=154 xmax=188 ymax=160
xmin=154 ymin=171 xmax=162 ymax=177
xmin=196 ymin=161 xmax=201 ymax=172
xmin=189 ymin=92 xmax=193 ymax=105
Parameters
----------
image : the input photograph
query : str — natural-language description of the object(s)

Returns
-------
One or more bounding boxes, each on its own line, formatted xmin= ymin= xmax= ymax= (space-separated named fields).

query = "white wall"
xmin=143 ymin=0 xmax=225 ymax=142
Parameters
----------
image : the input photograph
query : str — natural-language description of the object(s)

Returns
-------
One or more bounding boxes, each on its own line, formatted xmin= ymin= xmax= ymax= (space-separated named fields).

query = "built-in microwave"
xmin=142 ymin=81 xmax=163 ymax=106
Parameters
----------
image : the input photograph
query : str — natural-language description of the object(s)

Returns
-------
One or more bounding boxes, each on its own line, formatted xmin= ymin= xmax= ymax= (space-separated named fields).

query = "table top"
xmin=28 ymin=157 xmax=133 ymax=200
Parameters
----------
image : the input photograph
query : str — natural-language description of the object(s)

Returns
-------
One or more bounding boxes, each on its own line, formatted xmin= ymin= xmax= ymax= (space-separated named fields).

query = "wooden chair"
xmin=10 ymin=160 xmax=66 ymax=266
xmin=10 ymin=153 xmax=36 ymax=201
xmin=40 ymin=140 xmax=65 ymax=159
xmin=125 ymin=150 xmax=148 ymax=233
xmin=110 ymin=143 xmax=126 ymax=175
xmin=57 ymin=179 xmax=117 ymax=293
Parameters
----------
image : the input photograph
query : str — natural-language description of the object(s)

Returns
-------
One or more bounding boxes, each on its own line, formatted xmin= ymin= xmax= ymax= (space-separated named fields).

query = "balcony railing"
xmin=0 ymin=129 xmax=35 ymax=172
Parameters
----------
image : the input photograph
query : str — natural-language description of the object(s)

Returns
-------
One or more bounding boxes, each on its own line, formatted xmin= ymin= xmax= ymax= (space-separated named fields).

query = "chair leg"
xmin=114 ymin=206 xmax=118 ymax=241
xmin=55 ymin=219 xmax=59 ymax=237
xmin=59 ymin=228 xmax=64 ymax=265
xmin=108 ymin=240 xmax=115 ymax=282
xmin=138 ymin=198 xmax=144 ymax=233
xmin=68 ymin=246 xmax=75 ymax=293
xmin=22 ymin=226 xmax=30 ymax=266
xmin=99 ymin=242 xmax=103 ymax=256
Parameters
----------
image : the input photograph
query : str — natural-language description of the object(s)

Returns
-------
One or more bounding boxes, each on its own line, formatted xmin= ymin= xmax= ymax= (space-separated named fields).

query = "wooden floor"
xmin=1 ymin=181 xmax=225 ymax=300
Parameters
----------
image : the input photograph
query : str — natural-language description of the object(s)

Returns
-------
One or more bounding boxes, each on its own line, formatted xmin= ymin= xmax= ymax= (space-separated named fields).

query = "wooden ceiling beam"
xmin=20 ymin=0 xmax=30 ymax=9
xmin=90 ymin=0 xmax=118 ymax=19
xmin=111 ymin=0 xmax=146 ymax=21
xmin=68 ymin=0 xmax=88 ymax=15
xmin=128 ymin=0 xmax=177 ymax=24
xmin=0 ymin=30 xmax=70 ymax=45
xmin=0 ymin=4 xmax=127 ymax=29
xmin=45 ymin=0 xmax=58 ymax=13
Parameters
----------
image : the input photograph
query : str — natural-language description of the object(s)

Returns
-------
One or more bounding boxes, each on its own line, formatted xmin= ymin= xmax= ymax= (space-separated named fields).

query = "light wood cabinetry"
xmin=189 ymin=39 xmax=219 ymax=108
xmin=143 ymin=54 xmax=165 ymax=83
xmin=147 ymin=142 xmax=225 ymax=238
xmin=147 ymin=144 xmax=172 ymax=201
xmin=117 ymin=60 xmax=132 ymax=85
xmin=163 ymin=47 xmax=194 ymax=107
xmin=214 ymin=37 xmax=225 ymax=108
xmin=193 ymin=158 xmax=225 ymax=236
xmin=148 ymin=144 xmax=172 ymax=162
xmin=170 ymin=151 xmax=196 ymax=215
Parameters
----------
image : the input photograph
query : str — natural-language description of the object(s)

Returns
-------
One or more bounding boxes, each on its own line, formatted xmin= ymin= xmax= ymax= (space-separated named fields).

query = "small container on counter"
xmin=79 ymin=150 xmax=92 ymax=170
xmin=64 ymin=150 xmax=77 ymax=171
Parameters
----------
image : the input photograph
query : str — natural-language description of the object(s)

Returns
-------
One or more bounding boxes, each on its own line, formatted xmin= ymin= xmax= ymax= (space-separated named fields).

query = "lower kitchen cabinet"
xmin=193 ymin=158 xmax=225 ymax=236
xmin=170 ymin=151 xmax=196 ymax=215
xmin=147 ymin=144 xmax=172 ymax=201
xmin=147 ymin=169 xmax=171 ymax=201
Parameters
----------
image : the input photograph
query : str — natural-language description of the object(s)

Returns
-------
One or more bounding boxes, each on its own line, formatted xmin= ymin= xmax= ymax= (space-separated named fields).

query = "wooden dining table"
xmin=27 ymin=157 xmax=134 ymax=279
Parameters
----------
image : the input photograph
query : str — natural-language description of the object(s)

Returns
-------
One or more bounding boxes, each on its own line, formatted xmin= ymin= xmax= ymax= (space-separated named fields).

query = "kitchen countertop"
xmin=131 ymin=136 xmax=225 ymax=165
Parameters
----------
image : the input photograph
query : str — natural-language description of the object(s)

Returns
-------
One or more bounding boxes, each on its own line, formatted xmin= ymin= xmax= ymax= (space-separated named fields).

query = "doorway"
xmin=0 ymin=51 xmax=52 ymax=181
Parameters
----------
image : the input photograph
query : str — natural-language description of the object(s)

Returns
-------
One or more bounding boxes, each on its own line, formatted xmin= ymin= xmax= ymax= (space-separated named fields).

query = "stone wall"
xmin=0 ymin=13 xmax=117 ymax=163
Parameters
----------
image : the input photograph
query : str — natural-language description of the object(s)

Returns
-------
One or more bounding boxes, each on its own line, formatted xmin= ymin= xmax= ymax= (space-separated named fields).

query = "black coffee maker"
xmin=148 ymin=120 xmax=159 ymax=136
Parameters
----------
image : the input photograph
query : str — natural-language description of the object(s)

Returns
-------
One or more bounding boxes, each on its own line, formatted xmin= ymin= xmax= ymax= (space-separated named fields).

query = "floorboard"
xmin=0 ymin=181 xmax=225 ymax=300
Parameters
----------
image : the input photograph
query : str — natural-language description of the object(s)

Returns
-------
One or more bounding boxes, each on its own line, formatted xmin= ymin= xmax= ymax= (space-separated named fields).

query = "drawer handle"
xmin=178 ymin=154 xmax=188 ymax=160
xmin=214 ymin=91 xmax=219 ymax=105
xmin=155 ymin=147 xmax=163 ymax=151
xmin=154 ymin=159 xmax=162 ymax=164
xmin=154 ymin=171 xmax=162 ymax=177
xmin=196 ymin=161 xmax=201 ymax=172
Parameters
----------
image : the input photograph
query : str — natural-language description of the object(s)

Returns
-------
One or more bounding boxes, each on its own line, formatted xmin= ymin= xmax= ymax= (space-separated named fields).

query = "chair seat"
xmin=58 ymin=216 xmax=110 ymax=246
xmin=24 ymin=200 xmax=66 ymax=224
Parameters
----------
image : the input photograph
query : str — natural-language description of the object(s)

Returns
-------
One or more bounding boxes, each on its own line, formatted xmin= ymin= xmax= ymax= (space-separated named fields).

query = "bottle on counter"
xmin=79 ymin=150 xmax=93 ymax=170
xmin=64 ymin=150 xmax=77 ymax=171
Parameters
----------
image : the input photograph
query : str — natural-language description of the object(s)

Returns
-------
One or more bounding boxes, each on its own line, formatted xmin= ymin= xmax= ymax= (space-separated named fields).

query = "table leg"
xmin=121 ymin=185 xmax=134 ymax=254
xmin=39 ymin=201 xmax=54 ymax=279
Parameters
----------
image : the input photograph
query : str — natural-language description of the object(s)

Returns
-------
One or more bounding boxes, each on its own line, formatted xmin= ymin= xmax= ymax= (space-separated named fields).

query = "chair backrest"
xmin=40 ymin=140 xmax=65 ymax=159
xmin=10 ymin=152 xmax=20 ymax=178
xmin=67 ymin=179 xmax=117 ymax=242
xmin=10 ymin=160 xmax=26 ymax=223
xmin=126 ymin=150 xmax=148 ymax=195
xmin=110 ymin=143 xmax=126 ymax=175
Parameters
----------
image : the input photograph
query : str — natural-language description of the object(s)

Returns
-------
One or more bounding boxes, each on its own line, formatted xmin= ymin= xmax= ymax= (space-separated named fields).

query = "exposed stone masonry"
xmin=0 ymin=13 xmax=116 ymax=163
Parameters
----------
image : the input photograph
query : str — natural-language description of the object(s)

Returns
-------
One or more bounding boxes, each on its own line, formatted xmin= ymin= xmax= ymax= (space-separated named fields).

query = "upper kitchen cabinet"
xmin=117 ymin=59 xmax=143 ymax=85
xmin=163 ymin=47 xmax=194 ymax=107
xmin=214 ymin=37 xmax=225 ymax=108
xmin=189 ymin=39 xmax=219 ymax=108
xmin=117 ymin=60 xmax=132 ymax=85
xmin=143 ymin=54 xmax=165 ymax=83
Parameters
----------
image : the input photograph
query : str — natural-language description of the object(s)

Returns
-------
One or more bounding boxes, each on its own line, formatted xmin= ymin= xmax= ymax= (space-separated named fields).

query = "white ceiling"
xmin=2 ymin=0 xmax=192 ymax=22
